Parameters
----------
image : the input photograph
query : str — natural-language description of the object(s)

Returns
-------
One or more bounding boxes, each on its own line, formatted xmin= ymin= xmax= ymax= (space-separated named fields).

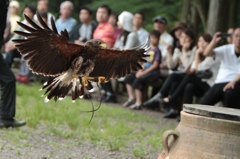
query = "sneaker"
xmin=143 ymin=93 xmax=162 ymax=107
xmin=129 ymin=103 xmax=142 ymax=110
xmin=122 ymin=99 xmax=135 ymax=107
xmin=163 ymin=109 xmax=178 ymax=118
xmin=103 ymin=95 xmax=117 ymax=103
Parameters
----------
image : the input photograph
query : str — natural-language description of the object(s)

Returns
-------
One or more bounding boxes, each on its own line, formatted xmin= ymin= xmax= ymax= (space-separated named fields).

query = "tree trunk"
xmin=228 ymin=0 xmax=237 ymax=28
xmin=181 ymin=0 xmax=191 ymax=24
xmin=190 ymin=3 xmax=199 ymax=36
xmin=194 ymin=0 xmax=208 ymax=31
xmin=207 ymin=0 xmax=229 ymax=35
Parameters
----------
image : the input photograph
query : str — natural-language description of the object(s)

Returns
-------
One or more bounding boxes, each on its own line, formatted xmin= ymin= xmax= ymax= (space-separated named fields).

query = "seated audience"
xmin=163 ymin=33 xmax=220 ymax=118
xmin=9 ymin=0 xmax=21 ymax=36
xmin=153 ymin=16 xmax=173 ymax=75
xmin=34 ymin=0 xmax=55 ymax=27
xmin=170 ymin=22 xmax=187 ymax=51
xmin=123 ymin=30 xmax=161 ymax=109
xmin=15 ymin=4 xmax=36 ymax=83
xmin=227 ymin=28 xmax=234 ymax=44
xmin=114 ymin=11 xmax=139 ymax=49
xmin=108 ymin=12 xmax=121 ymax=44
xmin=133 ymin=12 xmax=149 ymax=45
xmin=55 ymin=1 xmax=77 ymax=34
xmin=37 ymin=10 xmax=48 ymax=24
xmin=143 ymin=28 xmax=196 ymax=108
xmin=70 ymin=7 xmax=97 ymax=43
xmin=199 ymin=29 xmax=240 ymax=108
xmin=4 ymin=4 xmax=36 ymax=67
xmin=93 ymin=4 xmax=116 ymax=102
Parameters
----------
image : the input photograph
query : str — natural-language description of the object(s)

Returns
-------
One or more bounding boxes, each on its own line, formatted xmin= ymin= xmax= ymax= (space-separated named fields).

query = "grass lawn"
xmin=1 ymin=83 xmax=176 ymax=158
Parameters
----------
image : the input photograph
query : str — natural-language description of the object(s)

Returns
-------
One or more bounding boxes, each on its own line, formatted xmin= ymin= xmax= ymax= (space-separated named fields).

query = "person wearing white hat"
xmin=9 ymin=0 xmax=21 ymax=35
xmin=114 ymin=11 xmax=140 ymax=49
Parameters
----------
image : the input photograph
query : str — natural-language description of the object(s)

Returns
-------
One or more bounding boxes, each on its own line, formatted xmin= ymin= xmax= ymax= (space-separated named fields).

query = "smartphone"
xmin=217 ymin=33 xmax=231 ymax=38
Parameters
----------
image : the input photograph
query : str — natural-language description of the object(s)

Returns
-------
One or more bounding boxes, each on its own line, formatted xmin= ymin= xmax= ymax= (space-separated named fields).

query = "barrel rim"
xmin=183 ymin=104 xmax=240 ymax=121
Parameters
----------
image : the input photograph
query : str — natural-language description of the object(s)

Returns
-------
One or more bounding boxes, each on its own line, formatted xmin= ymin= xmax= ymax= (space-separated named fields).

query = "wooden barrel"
xmin=158 ymin=104 xmax=240 ymax=159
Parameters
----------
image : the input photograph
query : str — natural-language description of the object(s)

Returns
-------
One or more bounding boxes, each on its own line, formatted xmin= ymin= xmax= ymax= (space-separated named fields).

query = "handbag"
xmin=195 ymin=69 xmax=213 ymax=79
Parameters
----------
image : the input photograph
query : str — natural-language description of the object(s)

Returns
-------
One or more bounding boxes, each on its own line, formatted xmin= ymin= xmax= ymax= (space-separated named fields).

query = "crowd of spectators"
xmin=2 ymin=0 xmax=240 ymax=123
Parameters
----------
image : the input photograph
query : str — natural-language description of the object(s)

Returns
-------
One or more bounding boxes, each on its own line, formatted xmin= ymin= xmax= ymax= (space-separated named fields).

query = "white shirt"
xmin=167 ymin=47 xmax=196 ymax=73
xmin=79 ymin=24 xmax=92 ymax=41
xmin=214 ymin=44 xmax=240 ymax=84
xmin=114 ymin=32 xmax=140 ymax=49
xmin=159 ymin=31 xmax=174 ymax=61
xmin=34 ymin=12 xmax=55 ymax=28
xmin=136 ymin=27 xmax=149 ymax=45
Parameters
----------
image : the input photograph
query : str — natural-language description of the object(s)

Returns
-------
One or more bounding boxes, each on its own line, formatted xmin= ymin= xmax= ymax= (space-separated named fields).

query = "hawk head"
xmin=85 ymin=39 xmax=107 ymax=50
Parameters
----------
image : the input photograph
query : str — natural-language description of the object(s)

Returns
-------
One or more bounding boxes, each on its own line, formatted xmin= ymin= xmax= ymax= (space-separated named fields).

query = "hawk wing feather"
xmin=89 ymin=39 xmax=150 ymax=80
xmin=12 ymin=13 xmax=84 ymax=76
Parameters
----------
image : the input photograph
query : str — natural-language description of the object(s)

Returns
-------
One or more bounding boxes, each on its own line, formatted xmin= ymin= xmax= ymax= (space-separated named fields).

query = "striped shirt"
xmin=93 ymin=22 xmax=115 ymax=48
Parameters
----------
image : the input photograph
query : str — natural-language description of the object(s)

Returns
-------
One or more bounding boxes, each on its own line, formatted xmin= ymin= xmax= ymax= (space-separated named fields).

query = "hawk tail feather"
xmin=41 ymin=71 xmax=93 ymax=102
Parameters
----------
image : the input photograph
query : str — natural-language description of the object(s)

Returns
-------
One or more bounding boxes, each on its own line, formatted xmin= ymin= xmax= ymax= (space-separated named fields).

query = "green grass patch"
xmin=12 ymin=83 xmax=177 ymax=157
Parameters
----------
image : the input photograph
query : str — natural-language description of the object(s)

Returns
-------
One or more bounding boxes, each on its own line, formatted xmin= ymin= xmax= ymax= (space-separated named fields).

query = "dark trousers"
xmin=0 ymin=54 xmax=16 ymax=119
xmin=124 ymin=72 xmax=160 ymax=91
xmin=5 ymin=49 xmax=21 ymax=67
xmin=183 ymin=83 xmax=205 ymax=103
xmin=170 ymin=73 xmax=210 ymax=102
xmin=199 ymin=82 xmax=240 ymax=108
xmin=160 ymin=73 xmax=186 ymax=97
xmin=168 ymin=81 xmax=181 ymax=108
xmin=101 ymin=81 xmax=114 ymax=94
xmin=0 ymin=0 xmax=15 ymax=119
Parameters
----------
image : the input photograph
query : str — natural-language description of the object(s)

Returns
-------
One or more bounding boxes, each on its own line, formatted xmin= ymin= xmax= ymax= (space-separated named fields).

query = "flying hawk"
xmin=13 ymin=13 xmax=150 ymax=102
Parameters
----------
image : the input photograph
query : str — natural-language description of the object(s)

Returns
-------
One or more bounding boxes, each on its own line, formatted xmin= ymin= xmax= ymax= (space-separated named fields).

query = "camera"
xmin=217 ymin=33 xmax=231 ymax=38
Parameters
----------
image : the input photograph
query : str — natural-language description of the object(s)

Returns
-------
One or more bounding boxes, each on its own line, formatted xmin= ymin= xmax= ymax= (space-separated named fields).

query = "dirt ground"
xmin=0 ymin=109 xmax=177 ymax=159
xmin=0 ymin=87 xmax=178 ymax=159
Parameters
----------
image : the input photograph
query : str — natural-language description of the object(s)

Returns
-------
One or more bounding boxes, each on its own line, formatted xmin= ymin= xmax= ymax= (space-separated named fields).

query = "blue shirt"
xmin=55 ymin=17 xmax=77 ymax=34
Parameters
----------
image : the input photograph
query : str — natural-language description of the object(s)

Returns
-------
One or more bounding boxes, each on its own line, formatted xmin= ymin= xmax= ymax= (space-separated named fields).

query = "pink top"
xmin=93 ymin=22 xmax=115 ymax=48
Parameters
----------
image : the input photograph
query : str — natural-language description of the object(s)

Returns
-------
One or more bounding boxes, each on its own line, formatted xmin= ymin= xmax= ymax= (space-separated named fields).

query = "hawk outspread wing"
xmin=12 ymin=12 xmax=150 ymax=103
xmin=12 ymin=13 xmax=84 ymax=76
xmin=89 ymin=40 xmax=150 ymax=80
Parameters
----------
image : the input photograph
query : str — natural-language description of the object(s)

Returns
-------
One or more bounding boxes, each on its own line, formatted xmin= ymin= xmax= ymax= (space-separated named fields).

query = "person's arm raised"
xmin=203 ymin=32 xmax=222 ymax=57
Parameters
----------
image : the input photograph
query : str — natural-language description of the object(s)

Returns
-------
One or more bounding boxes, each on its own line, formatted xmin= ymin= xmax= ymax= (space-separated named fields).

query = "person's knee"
xmin=168 ymin=74 xmax=178 ymax=79
xmin=199 ymin=93 xmax=209 ymax=104
xmin=185 ymin=83 xmax=194 ymax=92
xmin=132 ymin=79 xmax=141 ymax=89
xmin=223 ymin=89 xmax=237 ymax=107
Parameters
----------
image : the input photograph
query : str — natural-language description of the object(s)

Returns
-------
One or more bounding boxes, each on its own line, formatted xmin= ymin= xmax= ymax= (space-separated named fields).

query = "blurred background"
xmin=18 ymin=0 xmax=240 ymax=36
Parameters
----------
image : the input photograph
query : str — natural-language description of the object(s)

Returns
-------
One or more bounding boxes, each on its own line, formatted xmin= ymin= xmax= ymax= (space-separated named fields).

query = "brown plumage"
xmin=13 ymin=12 xmax=150 ymax=103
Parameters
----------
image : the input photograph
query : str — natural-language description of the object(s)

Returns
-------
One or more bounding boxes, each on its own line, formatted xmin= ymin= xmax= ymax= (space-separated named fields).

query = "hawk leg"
xmin=81 ymin=76 xmax=107 ymax=86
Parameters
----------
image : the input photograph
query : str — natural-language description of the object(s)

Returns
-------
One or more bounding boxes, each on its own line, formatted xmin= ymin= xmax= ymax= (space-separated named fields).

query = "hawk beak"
xmin=100 ymin=43 xmax=107 ymax=48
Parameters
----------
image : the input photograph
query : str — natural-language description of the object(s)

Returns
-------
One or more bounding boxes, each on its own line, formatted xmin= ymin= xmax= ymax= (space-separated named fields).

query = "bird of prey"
xmin=13 ymin=13 xmax=150 ymax=103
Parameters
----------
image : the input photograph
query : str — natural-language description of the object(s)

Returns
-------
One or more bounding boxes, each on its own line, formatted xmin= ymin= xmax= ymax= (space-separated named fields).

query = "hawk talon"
xmin=98 ymin=76 xmax=107 ymax=84
xmin=81 ymin=76 xmax=95 ymax=86
xmin=82 ymin=76 xmax=107 ymax=85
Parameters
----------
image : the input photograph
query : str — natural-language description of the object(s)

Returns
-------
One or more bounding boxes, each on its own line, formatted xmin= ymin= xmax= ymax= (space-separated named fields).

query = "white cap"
xmin=10 ymin=1 xmax=20 ymax=9
xmin=118 ymin=11 xmax=134 ymax=32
